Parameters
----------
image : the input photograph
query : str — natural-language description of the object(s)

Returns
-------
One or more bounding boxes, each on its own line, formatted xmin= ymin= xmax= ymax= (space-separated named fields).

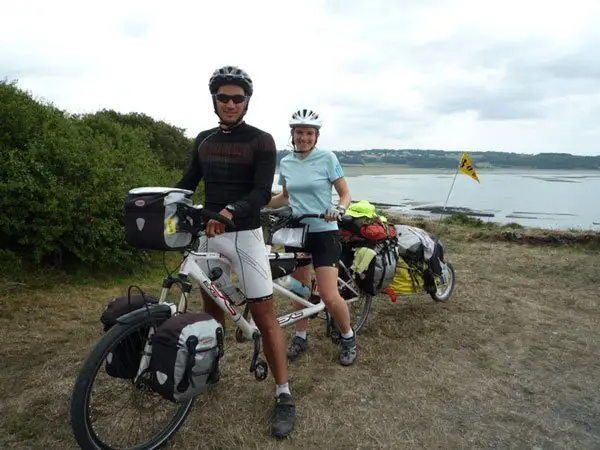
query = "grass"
xmin=1 ymin=222 xmax=599 ymax=449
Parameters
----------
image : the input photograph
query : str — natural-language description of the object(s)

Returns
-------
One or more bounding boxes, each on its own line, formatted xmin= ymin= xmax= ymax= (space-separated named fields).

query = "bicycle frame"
xmin=153 ymin=249 xmax=334 ymax=341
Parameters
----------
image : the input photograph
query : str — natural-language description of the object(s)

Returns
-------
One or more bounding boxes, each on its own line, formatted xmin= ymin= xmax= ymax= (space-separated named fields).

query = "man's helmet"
xmin=208 ymin=65 xmax=253 ymax=96
xmin=289 ymin=109 xmax=322 ymax=129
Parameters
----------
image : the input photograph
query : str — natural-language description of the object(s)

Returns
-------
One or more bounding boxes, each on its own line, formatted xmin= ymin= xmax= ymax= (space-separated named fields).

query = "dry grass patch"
xmin=1 ymin=240 xmax=599 ymax=449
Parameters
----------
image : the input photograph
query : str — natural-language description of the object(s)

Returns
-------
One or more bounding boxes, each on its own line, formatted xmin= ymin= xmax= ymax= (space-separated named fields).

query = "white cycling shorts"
xmin=196 ymin=227 xmax=273 ymax=302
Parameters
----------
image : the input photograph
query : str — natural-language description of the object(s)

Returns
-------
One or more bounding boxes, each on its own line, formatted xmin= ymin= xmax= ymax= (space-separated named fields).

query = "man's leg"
xmin=249 ymin=299 xmax=288 ymax=385
xmin=195 ymin=235 xmax=227 ymax=328
xmin=201 ymin=290 xmax=225 ymax=328
xmin=229 ymin=229 xmax=296 ymax=437
xmin=249 ymin=296 xmax=296 ymax=438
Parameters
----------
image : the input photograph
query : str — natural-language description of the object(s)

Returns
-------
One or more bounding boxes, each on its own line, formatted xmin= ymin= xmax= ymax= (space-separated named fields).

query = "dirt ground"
xmin=1 ymin=235 xmax=599 ymax=449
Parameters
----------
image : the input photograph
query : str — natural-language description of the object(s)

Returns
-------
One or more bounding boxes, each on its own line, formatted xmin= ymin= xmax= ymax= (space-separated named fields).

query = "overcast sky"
xmin=2 ymin=0 xmax=599 ymax=155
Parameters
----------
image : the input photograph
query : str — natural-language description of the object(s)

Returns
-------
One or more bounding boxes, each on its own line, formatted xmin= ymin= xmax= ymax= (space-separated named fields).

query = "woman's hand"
xmin=325 ymin=204 xmax=346 ymax=222
xmin=267 ymin=186 xmax=290 ymax=209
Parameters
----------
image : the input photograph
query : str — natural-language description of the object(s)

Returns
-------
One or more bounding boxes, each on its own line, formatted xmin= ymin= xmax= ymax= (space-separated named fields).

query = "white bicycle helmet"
xmin=209 ymin=65 xmax=253 ymax=96
xmin=289 ymin=108 xmax=322 ymax=129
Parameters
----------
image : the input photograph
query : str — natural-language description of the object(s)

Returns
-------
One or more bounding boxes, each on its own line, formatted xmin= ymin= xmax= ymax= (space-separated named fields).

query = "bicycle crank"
xmin=248 ymin=332 xmax=268 ymax=381
xmin=254 ymin=360 xmax=268 ymax=381
xmin=325 ymin=310 xmax=341 ymax=344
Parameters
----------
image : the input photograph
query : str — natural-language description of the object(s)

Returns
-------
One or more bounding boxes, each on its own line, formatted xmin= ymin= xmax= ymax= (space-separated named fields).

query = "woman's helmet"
xmin=289 ymin=108 xmax=322 ymax=129
xmin=209 ymin=65 xmax=253 ymax=96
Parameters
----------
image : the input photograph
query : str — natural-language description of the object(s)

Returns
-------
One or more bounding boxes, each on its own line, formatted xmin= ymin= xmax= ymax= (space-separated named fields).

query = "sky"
xmin=1 ymin=0 xmax=600 ymax=155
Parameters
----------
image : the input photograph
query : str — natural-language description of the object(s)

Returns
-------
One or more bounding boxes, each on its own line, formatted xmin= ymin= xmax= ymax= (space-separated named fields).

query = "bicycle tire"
xmin=348 ymin=292 xmax=372 ymax=333
xmin=430 ymin=261 xmax=456 ymax=302
xmin=70 ymin=310 xmax=195 ymax=450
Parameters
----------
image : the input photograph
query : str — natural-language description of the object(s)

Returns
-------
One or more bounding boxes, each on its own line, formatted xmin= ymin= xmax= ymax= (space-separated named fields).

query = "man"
xmin=175 ymin=65 xmax=296 ymax=438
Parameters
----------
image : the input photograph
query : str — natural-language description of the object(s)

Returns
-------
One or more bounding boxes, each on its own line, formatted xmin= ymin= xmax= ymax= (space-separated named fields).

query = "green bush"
xmin=0 ymin=80 xmax=200 ymax=274
xmin=443 ymin=213 xmax=489 ymax=228
xmin=89 ymin=109 xmax=194 ymax=171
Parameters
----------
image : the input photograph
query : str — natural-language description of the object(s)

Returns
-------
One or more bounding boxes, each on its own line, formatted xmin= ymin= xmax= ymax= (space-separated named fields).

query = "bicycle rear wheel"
xmin=346 ymin=291 xmax=372 ymax=333
xmin=70 ymin=309 xmax=195 ymax=450
xmin=338 ymin=262 xmax=372 ymax=333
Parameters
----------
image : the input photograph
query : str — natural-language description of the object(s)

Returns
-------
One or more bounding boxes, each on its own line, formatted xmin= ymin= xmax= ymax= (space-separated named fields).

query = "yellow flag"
xmin=458 ymin=151 xmax=480 ymax=183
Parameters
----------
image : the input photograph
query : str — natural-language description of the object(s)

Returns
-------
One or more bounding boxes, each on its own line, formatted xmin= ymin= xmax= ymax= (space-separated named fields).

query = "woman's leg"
xmin=286 ymin=263 xmax=312 ymax=361
xmin=291 ymin=264 xmax=312 ymax=333
xmin=315 ymin=265 xmax=357 ymax=366
xmin=314 ymin=266 xmax=351 ymax=334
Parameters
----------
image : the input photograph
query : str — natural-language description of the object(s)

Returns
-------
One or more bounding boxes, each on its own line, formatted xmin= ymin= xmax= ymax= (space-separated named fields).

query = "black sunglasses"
xmin=214 ymin=93 xmax=248 ymax=104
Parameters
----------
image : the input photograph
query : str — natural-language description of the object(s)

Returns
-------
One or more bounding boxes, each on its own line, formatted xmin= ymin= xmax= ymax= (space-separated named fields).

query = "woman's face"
xmin=292 ymin=127 xmax=318 ymax=151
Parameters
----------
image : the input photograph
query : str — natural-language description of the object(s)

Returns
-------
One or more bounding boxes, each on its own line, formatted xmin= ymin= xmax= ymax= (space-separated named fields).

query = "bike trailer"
xmin=149 ymin=312 xmax=224 ymax=403
xmin=100 ymin=293 xmax=159 ymax=379
xmin=394 ymin=224 xmax=445 ymax=276
xmin=387 ymin=257 xmax=423 ymax=294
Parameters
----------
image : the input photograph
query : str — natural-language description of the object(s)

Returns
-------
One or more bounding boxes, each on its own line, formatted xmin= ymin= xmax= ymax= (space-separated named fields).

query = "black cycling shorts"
xmin=285 ymin=230 xmax=342 ymax=269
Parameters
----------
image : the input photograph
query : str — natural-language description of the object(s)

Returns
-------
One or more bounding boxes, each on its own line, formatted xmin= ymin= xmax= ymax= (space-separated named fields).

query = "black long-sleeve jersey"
xmin=175 ymin=122 xmax=276 ymax=231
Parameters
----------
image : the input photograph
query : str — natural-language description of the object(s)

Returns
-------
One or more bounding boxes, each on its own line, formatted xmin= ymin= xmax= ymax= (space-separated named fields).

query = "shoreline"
xmin=339 ymin=164 xmax=600 ymax=177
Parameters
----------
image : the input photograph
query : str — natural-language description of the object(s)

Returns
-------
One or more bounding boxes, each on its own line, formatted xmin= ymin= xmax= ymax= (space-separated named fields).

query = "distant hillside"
xmin=276 ymin=149 xmax=600 ymax=170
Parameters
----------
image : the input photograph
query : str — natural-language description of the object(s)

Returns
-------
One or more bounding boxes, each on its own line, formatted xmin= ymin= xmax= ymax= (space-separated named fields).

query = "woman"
xmin=268 ymin=108 xmax=357 ymax=366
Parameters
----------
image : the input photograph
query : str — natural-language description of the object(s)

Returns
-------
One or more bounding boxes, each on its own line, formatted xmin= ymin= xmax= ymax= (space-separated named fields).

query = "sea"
xmin=272 ymin=168 xmax=600 ymax=231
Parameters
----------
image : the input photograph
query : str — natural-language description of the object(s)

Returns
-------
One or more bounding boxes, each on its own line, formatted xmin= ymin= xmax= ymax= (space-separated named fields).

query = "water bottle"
xmin=277 ymin=275 xmax=310 ymax=298
xmin=208 ymin=267 xmax=246 ymax=306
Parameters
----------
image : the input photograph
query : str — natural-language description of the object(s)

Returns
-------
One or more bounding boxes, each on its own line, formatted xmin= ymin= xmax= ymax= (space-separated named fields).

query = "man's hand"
xmin=206 ymin=208 xmax=234 ymax=238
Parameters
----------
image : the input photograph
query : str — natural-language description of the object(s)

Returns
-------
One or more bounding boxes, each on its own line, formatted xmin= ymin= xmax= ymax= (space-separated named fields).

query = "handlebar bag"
xmin=270 ymin=224 xmax=308 ymax=248
xmin=124 ymin=187 xmax=194 ymax=251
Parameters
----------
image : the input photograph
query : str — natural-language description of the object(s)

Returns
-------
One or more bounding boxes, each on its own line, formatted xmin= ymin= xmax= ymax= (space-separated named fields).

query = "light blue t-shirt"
xmin=278 ymin=148 xmax=345 ymax=233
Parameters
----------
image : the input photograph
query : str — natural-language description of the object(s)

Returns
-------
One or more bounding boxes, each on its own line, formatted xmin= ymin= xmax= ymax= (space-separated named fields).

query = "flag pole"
xmin=443 ymin=167 xmax=459 ymax=211
xmin=438 ymin=164 xmax=460 ymax=222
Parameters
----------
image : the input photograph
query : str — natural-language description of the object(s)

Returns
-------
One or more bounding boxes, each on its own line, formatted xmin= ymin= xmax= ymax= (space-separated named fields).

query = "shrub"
xmin=0 ymin=80 xmax=200 ymax=274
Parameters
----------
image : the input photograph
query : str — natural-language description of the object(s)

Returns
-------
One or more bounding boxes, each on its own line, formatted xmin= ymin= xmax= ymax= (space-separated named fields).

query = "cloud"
xmin=119 ymin=20 xmax=150 ymax=39
xmin=1 ymin=0 xmax=599 ymax=155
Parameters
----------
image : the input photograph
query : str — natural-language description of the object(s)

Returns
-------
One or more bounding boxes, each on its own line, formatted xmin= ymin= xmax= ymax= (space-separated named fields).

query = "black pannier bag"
xmin=355 ymin=241 xmax=399 ymax=296
xmin=124 ymin=187 xmax=195 ymax=251
xmin=150 ymin=312 xmax=224 ymax=403
xmin=100 ymin=293 xmax=159 ymax=379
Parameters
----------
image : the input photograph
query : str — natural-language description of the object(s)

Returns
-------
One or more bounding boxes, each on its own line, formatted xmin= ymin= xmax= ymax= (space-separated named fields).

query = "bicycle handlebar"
xmin=186 ymin=205 xmax=328 ymax=233
xmin=260 ymin=206 xmax=328 ymax=221
xmin=183 ymin=205 xmax=326 ymax=236
xmin=184 ymin=205 xmax=236 ymax=232
xmin=295 ymin=213 xmax=328 ymax=220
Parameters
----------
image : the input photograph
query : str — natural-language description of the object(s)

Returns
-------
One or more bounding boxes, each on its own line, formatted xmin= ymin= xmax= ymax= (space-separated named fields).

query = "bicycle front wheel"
xmin=70 ymin=309 xmax=195 ymax=450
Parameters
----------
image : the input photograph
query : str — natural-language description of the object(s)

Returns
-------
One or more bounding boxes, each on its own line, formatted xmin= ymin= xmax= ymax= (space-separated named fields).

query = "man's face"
xmin=214 ymin=84 xmax=248 ymax=124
